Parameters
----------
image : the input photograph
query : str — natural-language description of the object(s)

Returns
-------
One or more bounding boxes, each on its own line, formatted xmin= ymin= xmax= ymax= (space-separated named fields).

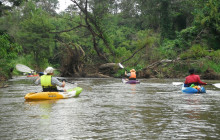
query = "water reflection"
xmin=25 ymin=100 xmax=57 ymax=127
xmin=0 ymin=77 xmax=219 ymax=139
xmin=25 ymin=100 xmax=57 ymax=114
xmin=130 ymin=84 xmax=137 ymax=94
xmin=184 ymin=95 xmax=202 ymax=120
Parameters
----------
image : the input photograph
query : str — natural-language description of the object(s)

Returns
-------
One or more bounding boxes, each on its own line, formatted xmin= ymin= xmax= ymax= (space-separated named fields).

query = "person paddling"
xmin=184 ymin=68 xmax=207 ymax=87
xmin=35 ymin=67 xmax=66 ymax=92
xmin=125 ymin=69 xmax=137 ymax=80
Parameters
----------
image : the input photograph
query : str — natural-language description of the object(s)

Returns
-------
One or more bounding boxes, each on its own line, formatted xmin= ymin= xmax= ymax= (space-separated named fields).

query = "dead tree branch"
xmin=121 ymin=45 xmax=146 ymax=64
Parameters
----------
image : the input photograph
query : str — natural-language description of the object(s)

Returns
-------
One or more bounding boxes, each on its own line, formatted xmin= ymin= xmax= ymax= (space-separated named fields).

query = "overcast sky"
xmin=2 ymin=0 xmax=73 ymax=13
xmin=57 ymin=0 xmax=72 ymax=12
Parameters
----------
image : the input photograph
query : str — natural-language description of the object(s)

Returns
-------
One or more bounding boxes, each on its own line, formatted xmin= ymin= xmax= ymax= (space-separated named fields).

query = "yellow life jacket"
xmin=41 ymin=75 xmax=57 ymax=91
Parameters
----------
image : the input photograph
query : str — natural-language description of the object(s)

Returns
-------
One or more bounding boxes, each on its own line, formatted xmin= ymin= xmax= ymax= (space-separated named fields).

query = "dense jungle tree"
xmin=16 ymin=2 xmax=55 ymax=68
xmin=34 ymin=0 xmax=59 ymax=15
xmin=0 ymin=0 xmax=24 ymax=79
xmin=193 ymin=0 xmax=220 ymax=50
xmin=0 ymin=0 xmax=219 ymax=79
xmin=0 ymin=34 xmax=22 ymax=79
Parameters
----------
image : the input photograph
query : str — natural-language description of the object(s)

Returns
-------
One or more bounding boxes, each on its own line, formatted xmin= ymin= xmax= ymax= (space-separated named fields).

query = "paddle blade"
xmin=118 ymin=63 xmax=124 ymax=69
xmin=16 ymin=64 xmax=33 ymax=73
xmin=172 ymin=82 xmax=183 ymax=86
xmin=212 ymin=83 xmax=220 ymax=88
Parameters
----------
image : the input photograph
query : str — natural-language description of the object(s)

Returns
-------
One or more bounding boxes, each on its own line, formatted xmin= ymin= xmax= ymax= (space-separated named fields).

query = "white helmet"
xmin=44 ymin=67 xmax=55 ymax=74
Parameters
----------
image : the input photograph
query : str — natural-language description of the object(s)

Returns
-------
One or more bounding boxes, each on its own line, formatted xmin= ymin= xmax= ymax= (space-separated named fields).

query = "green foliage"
xmin=209 ymin=50 xmax=220 ymax=63
xmin=180 ymin=44 xmax=220 ymax=62
xmin=1 ymin=0 xmax=220 ymax=78
xmin=17 ymin=1 xmax=55 ymax=67
xmin=177 ymin=27 xmax=198 ymax=42
xmin=194 ymin=0 xmax=220 ymax=31
xmin=193 ymin=0 xmax=220 ymax=50
xmin=180 ymin=44 xmax=209 ymax=59
xmin=202 ymin=60 xmax=220 ymax=73
xmin=159 ymin=39 xmax=179 ymax=59
xmin=0 ymin=34 xmax=21 ymax=59
xmin=160 ymin=26 xmax=200 ymax=59
xmin=160 ymin=0 xmax=172 ymax=40
xmin=0 ymin=33 xmax=22 ymax=78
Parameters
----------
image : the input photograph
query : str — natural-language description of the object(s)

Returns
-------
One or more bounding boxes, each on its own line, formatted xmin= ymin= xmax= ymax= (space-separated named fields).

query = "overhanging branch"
xmin=121 ymin=45 xmax=146 ymax=64
xmin=50 ymin=25 xmax=85 ymax=34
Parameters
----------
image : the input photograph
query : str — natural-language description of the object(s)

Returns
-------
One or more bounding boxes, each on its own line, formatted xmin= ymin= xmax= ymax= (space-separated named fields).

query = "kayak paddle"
xmin=16 ymin=64 xmax=34 ymax=73
xmin=57 ymin=78 xmax=76 ymax=85
xmin=207 ymin=83 xmax=220 ymax=88
xmin=118 ymin=63 xmax=128 ymax=71
xmin=172 ymin=82 xmax=220 ymax=88
xmin=172 ymin=82 xmax=184 ymax=86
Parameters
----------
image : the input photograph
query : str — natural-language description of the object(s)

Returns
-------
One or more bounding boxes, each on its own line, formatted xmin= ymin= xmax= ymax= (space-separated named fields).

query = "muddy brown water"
xmin=0 ymin=76 xmax=220 ymax=139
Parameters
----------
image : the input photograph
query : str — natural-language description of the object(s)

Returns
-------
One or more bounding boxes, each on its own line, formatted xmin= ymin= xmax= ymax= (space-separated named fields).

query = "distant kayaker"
xmin=28 ymin=70 xmax=37 ymax=76
xmin=35 ymin=67 xmax=66 ymax=92
xmin=125 ymin=69 xmax=137 ymax=80
xmin=28 ymin=70 xmax=34 ymax=76
xmin=184 ymin=68 xmax=207 ymax=87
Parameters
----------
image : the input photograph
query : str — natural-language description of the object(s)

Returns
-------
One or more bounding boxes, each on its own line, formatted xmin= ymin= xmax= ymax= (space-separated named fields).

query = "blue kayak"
xmin=181 ymin=85 xmax=206 ymax=94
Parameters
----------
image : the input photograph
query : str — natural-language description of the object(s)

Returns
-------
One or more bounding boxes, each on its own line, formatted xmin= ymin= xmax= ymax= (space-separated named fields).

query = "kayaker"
xmin=184 ymin=68 xmax=207 ymax=87
xmin=125 ymin=69 xmax=136 ymax=80
xmin=35 ymin=67 xmax=66 ymax=92
xmin=28 ymin=70 xmax=35 ymax=76
xmin=28 ymin=71 xmax=32 ymax=76
xmin=38 ymin=72 xmax=44 ymax=76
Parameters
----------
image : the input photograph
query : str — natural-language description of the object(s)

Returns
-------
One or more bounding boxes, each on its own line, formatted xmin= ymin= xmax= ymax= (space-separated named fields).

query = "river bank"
xmin=79 ymin=64 xmax=220 ymax=80
xmin=65 ymin=67 xmax=220 ymax=80
xmin=0 ymin=64 xmax=219 ymax=88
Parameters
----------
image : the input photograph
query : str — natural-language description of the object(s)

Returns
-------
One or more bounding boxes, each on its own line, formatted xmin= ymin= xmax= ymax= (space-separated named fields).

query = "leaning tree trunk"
xmin=60 ymin=43 xmax=85 ymax=77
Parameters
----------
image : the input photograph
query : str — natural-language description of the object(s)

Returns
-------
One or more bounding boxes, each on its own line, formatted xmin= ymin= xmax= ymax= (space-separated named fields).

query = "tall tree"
xmin=34 ymin=0 xmax=59 ymax=15
xmin=136 ymin=0 xmax=160 ymax=30
xmin=160 ymin=0 xmax=172 ymax=40
xmin=17 ymin=1 xmax=55 ymax=66
xmin=0 ymin=33 xmax=22 ymax=78
xmin=193 ymin=0 xmax=220 ymax=50
xmin=70 ymin=0 xmax=115 ymax=62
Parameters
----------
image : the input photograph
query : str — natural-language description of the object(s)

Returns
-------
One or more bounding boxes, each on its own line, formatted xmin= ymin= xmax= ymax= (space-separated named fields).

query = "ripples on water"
xmin=0 ymin=77 xmax=219 ymax=139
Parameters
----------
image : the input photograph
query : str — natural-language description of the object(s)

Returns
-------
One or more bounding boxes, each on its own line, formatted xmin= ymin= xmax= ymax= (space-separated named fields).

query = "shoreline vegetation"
xmin=1 ymin=62 xmax=219 ymax=81
xmin=1 ymin=63 xmax=219 ymax=88
xmin=1 ymin=1 xmax=219 ymax=83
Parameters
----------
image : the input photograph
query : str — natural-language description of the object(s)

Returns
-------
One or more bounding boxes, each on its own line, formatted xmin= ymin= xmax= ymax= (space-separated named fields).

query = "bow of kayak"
xmin=25 ymin=87 xmax=83 ymax=100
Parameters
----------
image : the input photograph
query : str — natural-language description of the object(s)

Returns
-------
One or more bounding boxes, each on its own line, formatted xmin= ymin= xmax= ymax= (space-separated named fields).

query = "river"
xmin=0 ymin=76 xmax=219 ymax=139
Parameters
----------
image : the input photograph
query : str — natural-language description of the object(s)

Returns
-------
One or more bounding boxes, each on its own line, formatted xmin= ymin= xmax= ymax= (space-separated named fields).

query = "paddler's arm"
xmin=61 ymin=80 xmax=66 ymax=87
xmin=52 ymin=77 xmax=65 ymax=87
xmin=125 ymin=71 xmax=130 ymax=76
xmin=35 ymin=77 xmax=40 ymax=85
xmin=197 ymin=77 xmax=207 ymax=85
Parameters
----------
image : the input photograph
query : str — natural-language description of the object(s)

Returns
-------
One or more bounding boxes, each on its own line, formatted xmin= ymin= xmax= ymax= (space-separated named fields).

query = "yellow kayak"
xmin=24 ymin=87 xmax=83 ymax=100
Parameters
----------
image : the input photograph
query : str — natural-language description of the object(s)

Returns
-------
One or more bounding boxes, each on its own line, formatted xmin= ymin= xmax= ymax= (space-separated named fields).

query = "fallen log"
xmin=144 ymin=59 xmax=173 ymax=69
xmin=99 ymin=63 xmax=119 ymax=70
